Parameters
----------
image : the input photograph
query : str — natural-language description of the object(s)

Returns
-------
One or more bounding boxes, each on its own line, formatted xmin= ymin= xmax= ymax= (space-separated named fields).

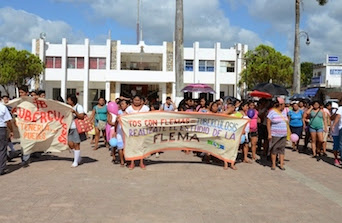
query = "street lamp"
xmin=299 ymin=31 xmax=310 ymax=46
xmin=293 ymin=30 xmax=310 ymax=94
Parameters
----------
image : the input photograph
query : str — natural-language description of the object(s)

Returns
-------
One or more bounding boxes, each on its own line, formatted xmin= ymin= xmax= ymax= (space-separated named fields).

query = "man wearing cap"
xmin=0 ymin=99 xmax=14 ymax=175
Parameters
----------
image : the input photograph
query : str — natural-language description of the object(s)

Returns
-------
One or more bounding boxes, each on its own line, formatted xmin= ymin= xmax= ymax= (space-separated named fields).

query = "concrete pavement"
xmin=0 ymin=139 xmax=341 ymax=223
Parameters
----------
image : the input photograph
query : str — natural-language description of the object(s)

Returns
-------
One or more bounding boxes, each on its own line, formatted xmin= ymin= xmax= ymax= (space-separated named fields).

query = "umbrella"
xmin=289 ymin=94 xmax=310 ymax=101
xmin=181 ymin=84 xmax=215 ymax=93
xmin=252 ymin=83 xmax=289 ymax=96
xmin=249 ymin=90 xmax=272 ymax=99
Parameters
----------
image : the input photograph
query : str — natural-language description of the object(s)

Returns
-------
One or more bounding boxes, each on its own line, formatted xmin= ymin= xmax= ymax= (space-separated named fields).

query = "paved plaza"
xmin=0 ymin=139 xmax=341 ymax=223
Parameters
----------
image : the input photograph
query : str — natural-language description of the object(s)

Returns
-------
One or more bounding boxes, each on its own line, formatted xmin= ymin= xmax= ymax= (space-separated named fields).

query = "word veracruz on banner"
xmin=119 ymin=112 xmax=249 ymax=164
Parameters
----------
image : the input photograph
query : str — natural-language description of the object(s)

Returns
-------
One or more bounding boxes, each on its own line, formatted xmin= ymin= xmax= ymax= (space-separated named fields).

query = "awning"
xmin=304 ymin=88 xmax=319 ymax=97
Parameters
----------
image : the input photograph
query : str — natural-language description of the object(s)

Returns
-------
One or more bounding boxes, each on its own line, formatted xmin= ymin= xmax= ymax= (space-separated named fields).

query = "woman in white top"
xmin=66 ymin=95 xmax=85 ymax=168
xmin=125 ymin=95 xmax=150 ymax=169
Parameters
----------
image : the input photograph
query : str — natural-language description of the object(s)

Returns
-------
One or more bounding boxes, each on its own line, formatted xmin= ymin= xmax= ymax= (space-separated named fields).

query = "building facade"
xmin=310 ymin=55 xmax=342 ymax=89
xmin=31 ymin=38 xmax=247 ymax=112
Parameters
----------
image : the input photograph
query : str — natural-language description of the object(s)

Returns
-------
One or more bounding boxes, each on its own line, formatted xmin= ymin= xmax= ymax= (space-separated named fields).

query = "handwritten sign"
xmin=7 ymin=97 xmax=72 ymax=155
xmin=119 ymin=112 xmax=248 ymax=164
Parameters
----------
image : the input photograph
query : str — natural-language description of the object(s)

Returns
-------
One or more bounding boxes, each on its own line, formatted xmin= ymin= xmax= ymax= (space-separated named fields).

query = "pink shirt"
xmin=250 ymin=109 xmax=259 ymax=132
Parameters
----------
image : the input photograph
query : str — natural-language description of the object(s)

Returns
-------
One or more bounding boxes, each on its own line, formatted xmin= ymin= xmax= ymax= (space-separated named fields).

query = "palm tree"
xmin=293 ymin=0 xmax=328 ymax=94
xmin=175 ymin=0 xmax=184 ymax=99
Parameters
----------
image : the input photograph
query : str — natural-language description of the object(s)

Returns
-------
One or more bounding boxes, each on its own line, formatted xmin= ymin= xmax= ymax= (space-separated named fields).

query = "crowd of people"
xmin=1 ymin=86 xmax=342 ymax=175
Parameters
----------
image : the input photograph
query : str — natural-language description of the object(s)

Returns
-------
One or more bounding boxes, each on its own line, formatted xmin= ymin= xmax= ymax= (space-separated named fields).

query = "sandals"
xmin=128 ymin=163 xmax=135 ymax=170
xmin=243 ymin=159 xmax=252 ymax=164
xmin=230 ymin=165 xmax=237 ymax=170
xmin=139 ymin=164 xmax=146 ymax=170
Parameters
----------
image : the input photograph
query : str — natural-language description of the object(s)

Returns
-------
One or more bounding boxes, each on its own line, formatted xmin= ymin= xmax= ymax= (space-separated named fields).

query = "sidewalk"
xmin=0 ymin=139 xmax=341 ymax=223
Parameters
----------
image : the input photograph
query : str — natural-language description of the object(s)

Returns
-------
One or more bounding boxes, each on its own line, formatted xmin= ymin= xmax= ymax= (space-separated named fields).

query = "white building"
xmin=31 ymin=38 xmax=247 ymax=112
xmin=310 ymin=55 xmax=342 ymax=88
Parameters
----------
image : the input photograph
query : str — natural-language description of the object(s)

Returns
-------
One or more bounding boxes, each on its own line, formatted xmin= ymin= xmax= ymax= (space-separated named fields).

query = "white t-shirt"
xmin=126 ymin=105 xmax=150 ymax=114
xmin=70 ymin=104 xmax=85 ymax=129
xmin=0 ymin=103 xmax=12 ymax=127
xmin=332 ymin=107 xmax=342 ymax=136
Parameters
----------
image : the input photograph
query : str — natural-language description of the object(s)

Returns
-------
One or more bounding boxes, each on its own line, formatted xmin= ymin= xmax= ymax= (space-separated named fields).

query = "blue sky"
xmin=0 ymin=0 xmax=341 ymax=63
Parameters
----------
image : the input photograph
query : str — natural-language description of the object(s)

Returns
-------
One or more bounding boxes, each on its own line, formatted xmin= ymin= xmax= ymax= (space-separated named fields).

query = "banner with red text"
xmin=7 ymin=97 xmax=72 ymax=155
xmin=119 ymin=112 xmax=249 ymax=163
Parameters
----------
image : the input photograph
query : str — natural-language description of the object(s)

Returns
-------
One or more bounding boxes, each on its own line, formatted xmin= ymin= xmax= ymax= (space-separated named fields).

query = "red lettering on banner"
xmin=47 ymin=111 xmax=54 ymax=121
xmin=24 ymin=110 xmax=32 ymax=122
xmin=129 ymin=120 xmax=141 ymax=127
xmin=32 ymin=98 xmax=48 ymax=110
xmin=40 ymin=112 xmax=47 ymax=123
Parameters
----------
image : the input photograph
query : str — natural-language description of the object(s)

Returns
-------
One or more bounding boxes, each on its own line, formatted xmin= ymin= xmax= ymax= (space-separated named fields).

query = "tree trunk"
xmin=175 ymin=0 xmax=184 ymax=98
xmin=293 ymin=0 xmax=301 ymax=94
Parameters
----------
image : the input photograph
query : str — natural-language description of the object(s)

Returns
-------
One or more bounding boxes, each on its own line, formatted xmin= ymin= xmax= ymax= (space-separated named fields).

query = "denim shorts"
xmin=309 ymin=127 xmax=323 ymax=133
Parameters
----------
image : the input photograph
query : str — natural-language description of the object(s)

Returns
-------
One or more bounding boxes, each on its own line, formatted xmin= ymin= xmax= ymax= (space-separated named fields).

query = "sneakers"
xmin=334 ymin=159 xmax=341 ymax=166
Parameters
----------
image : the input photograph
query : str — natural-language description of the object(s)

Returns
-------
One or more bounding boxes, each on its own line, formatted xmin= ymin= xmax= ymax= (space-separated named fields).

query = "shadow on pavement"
xmin=29 ymin=154 xmax=98 ymax=165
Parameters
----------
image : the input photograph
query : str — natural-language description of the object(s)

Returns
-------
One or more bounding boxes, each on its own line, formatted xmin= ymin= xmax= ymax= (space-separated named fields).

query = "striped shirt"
xmin=267 ymin=109 xmax=288 ymax=137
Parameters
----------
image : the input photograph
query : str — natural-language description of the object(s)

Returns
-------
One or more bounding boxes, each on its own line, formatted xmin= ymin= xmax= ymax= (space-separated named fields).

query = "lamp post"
xmin=293 ymin=30 xmax=310 ymax=94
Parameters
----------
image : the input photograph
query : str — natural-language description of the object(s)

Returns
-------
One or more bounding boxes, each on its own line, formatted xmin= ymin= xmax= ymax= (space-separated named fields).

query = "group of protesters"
xmin=79 ymin=93 xmax=342 ymax=171
xmin=1 ymin=86 xmax=342 ymax=175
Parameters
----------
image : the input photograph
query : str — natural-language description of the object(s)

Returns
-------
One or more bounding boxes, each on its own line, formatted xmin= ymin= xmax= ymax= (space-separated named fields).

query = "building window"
xmin=52 ymin=88 xmax=76 ymax=100
xmin=184 ymin=60 xmax=193 ymax=71
xmin=89 ymin=57 xmax=106 ymax=69
xmin=220 ymin=61 xmax=235 ymax=73
xmin=67 ymin=57 xmax=84 ymax=69
xmin=45 ymin=57 xmax=62 ymax=68
xmin=199 ymin=60 xmax=214 ymax=72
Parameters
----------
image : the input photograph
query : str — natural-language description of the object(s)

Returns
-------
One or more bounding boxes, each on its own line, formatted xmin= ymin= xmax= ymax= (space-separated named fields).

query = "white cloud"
xmin=0 ymin=7 xmax=84 ymax=49
xmin=56 ymin=0 xmax=267 ymax=49
xmin=245 ymin=0 xmax=342 ymax=63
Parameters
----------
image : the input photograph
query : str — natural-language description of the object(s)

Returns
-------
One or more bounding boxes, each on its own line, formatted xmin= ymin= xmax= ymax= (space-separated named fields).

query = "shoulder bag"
xmin=75 ymin=105 xmax=94 ymax=134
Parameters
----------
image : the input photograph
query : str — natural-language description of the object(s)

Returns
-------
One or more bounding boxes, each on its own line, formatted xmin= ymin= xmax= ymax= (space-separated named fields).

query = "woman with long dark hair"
xmin=67 ymin=94 xmax=85 ymax=168
xmin=303 ymin=101 xmax=327 ymax=158
xmin=125 ymin=95 xmax=150 ymax=169
xmin=90 ymin=97 xmax=108 ymax=150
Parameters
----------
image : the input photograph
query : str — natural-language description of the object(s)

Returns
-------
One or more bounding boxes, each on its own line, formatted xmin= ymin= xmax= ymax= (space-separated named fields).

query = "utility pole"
xmin=175 ymin=0 xmax=184 ymax=100
xmin=293 ymin=0 xmax=301 ymax=94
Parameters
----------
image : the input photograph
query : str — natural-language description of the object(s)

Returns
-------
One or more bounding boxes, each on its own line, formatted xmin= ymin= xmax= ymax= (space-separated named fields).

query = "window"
xmin=199 ymin=60 xmax=215 ymax=72
xmin=67 ymin=57 xmax=84 ymax=69
xmin=220 ymin=61 xmax=235 ymax=73
xmin=184 ymin=60 xmax=193 ymax=71
xmin=45 ymin=57 xmax=62 ymax=68
xmin=89 ymin=57 xmax=106 ymax=69
xmin=52 ymin=88 xmax=76 ymax=100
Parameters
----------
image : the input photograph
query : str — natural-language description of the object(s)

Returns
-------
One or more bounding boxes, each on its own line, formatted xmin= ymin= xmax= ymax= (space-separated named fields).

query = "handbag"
xmin=97 ymin=120 xmax=107 ymax=131
xmin=75 ymin=105 xmax=94 ymax=133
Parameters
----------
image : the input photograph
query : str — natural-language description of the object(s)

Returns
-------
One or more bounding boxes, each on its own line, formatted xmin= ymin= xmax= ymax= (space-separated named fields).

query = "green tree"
xmin=300 ymin=62 xmax=313 ymax=87
xmin=0 ymin=47 xmax=44 ymax=95
xmin=240 ymin=44 xmax=293 ymax=90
